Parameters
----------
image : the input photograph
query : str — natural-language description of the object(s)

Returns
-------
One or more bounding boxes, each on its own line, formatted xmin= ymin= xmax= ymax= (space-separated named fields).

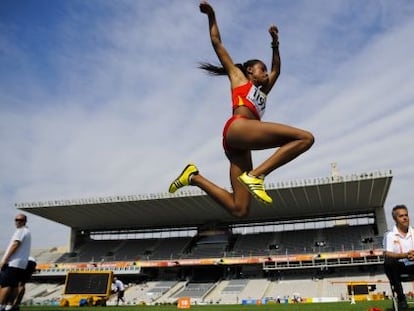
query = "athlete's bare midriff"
xmin=233 ymin=106 xmax=258 ymax=120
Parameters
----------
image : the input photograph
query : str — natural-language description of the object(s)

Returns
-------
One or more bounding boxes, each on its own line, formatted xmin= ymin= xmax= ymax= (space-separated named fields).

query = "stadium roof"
xmin=16 ymin=170 xmax=393 ymax=232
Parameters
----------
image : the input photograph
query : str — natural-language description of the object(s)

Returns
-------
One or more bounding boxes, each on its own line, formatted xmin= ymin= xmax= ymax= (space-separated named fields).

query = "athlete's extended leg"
xmin=174 ymin=150 xmax=253 ymax=218
xmin=226 ymin=119 xmax=314 ymax=177
xmin=226 ymin=118 xmax=314 ymax=202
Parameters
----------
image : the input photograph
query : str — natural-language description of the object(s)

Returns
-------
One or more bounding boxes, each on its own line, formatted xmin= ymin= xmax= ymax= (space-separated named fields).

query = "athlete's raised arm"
xmin=262 ymin=25 xmax=281 ymax=94
xmin=199 ymin=1 xmax=246 ymax=87
xmin=169 ymin=2 xmax=314 ymax=215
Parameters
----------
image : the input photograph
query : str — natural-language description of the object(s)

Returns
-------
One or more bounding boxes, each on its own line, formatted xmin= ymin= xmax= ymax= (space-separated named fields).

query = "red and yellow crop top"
xmin=232 ymin=81 xmax=267 ymax=120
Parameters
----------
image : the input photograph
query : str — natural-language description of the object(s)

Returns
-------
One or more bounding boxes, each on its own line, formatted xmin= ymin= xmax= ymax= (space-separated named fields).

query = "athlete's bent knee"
xmin=230 ymin=203 xmax=250 ymax=218
xmin=231 ymin=209 xmax=249 ymax=218
xmin=301 ymin=131 xmax=314 ymax=150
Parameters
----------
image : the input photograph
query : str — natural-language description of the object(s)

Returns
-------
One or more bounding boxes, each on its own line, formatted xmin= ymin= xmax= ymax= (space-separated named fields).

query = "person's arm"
xmin=262 ymin=25 xmax=281 ymax=94
xmin=199 ymin=1 xmax=245 ymax=87
xmin=384 ymin=250 xmax=414 ymax=260
xmin=1 ymin=240 xmax=20 ymax=268
xmin=384 ymin=250 xmax=409 ymax=259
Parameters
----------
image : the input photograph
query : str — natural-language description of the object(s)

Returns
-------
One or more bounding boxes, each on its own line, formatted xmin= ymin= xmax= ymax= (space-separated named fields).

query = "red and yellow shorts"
xmin=222 ymin=115 xmax=249 ymax=159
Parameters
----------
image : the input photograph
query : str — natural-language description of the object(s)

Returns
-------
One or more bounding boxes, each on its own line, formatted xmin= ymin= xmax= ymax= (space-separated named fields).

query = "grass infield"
xmin=18 ymin=300 xmax=399 ymax=311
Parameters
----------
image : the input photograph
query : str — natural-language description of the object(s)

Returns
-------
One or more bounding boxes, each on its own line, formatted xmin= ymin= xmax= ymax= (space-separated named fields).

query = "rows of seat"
xmin=23 ymin=273 xmax=395 ymax=306
xmin=47 ymin=224 xmax=378 ymax=264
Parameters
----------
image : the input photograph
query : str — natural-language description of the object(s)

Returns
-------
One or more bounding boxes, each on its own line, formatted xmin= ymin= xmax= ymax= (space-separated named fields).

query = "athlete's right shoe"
xmin=238 ymin=172 xmax=273 ymax=204
xmin=168 ymin=163 xmax=199 ymax=193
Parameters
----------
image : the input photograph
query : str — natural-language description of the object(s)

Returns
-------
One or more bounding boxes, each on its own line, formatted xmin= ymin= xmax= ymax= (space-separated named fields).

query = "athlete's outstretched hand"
xmin=200 ymin=1 xmax=214 ymax=16
xmin=269 ymin=25 xmax=279 ymax=42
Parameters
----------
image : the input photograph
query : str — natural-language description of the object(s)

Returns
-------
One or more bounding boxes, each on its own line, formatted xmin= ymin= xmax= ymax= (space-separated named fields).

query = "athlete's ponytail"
xmin=198 ymin=59 xmax=263 ymax=77
xmin=198 ymin=62 xmax=227 ymax=76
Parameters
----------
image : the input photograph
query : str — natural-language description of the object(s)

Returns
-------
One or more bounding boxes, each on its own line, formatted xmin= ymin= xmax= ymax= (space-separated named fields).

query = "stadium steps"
xmin=205 ymin=279 xmax=249 ymax=304
xmin=159 ymin=281 xmax=187 ymax=304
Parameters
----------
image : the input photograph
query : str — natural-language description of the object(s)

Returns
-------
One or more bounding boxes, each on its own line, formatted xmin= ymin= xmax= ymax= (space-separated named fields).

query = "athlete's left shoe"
xmin=168 ymin=163 xmax=199 ymax=193
xmin=238 ymin=172 xmax=273 ymax=204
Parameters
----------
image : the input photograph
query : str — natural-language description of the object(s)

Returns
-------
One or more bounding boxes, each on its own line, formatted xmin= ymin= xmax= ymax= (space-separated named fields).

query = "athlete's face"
xmin=249 ymin=62 xmax=269 ymax=86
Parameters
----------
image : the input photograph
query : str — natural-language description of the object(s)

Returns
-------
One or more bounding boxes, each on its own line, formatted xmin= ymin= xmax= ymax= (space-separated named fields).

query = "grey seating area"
xmin=221 ymin=279 xmax=249 ymax=294
xmin=114 ymin=237 xmax=192 ymax=260
xmin=32 ymin=248 xmax=64 ymax=264
xmin=147 ymin=281 xmax=177 ymax=296
xmin=55 ymin=237 xmax=192 ymax=263
xmin=150 ymin=237 xmax=192 ymax=260
xmin=174 ymin=282 xmax=215 ymax=298
xmin=80 ymin=240 xmax=122 ymax=262
xmin=228 ymin=224 xmax=377 ymax=257
xmin=53 ymin=224 xmax=378 ymax=263
xmin=278 ymin=224 xmax=376 ymax=254
xmin=183 ymin=234 xmax=229 ymax=259
xmin=280 ymin=229 xmax=321 ymax=254
xmin=230 ymin=232 xmax=276 ymax=257
xmin=325 ymin=225 xmax=377 ymax=251
xmin=186 ymin=243 xmax=227 ymax=259
xmin=54 ymin=239 xmax=156 ymax=263
xmin=56 ymin=240 xmax=121 ymax=263
xmin=54 ymin=251 xmax=78 ymax=263
xmin=115 ymin=239 xmax=158 ymax=261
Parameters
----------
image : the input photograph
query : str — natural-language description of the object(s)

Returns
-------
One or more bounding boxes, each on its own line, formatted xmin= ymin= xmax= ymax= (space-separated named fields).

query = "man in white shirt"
xmin=11 ymin=257 xmax=37 ymax=311
xmin=0 ymin=213 xmax=31 ymax=311
xmin=383 ymin=204 xmax=414 ymax=311
xmin=112 ymin=276 xmax=125 ymax=306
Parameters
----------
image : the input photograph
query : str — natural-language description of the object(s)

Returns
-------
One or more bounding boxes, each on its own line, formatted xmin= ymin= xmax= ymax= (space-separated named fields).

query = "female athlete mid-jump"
xmin=169 ymin=1 xmax=314 ymax=218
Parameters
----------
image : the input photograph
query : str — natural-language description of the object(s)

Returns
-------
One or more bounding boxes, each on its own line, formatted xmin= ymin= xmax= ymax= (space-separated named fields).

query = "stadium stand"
xmin=32 ymin=247 xmax=66 ymax=264
xmin=13 ymin=167 xmax=397 ymax=306
xmin=115 ymin=238 xmax=158 ymax=261
xmin=150 ymin=237 xmax=192 ymax=260
xmin=221 ymin=279 xmax=249 ymax=294
xmin=231 ymin=232 xmax=276 ymax=256
xmin=173 ymin=282 xmax=216 ymax=299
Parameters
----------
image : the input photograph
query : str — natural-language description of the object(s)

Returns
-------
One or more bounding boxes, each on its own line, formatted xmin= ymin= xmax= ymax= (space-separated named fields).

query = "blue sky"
xmin=1 ymin=0 xmax=414 ymax=250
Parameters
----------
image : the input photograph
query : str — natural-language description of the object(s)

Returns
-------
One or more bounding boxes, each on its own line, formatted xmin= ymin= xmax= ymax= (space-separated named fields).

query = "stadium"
xmin=7 ymin=165 xmax=404 ymax=308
